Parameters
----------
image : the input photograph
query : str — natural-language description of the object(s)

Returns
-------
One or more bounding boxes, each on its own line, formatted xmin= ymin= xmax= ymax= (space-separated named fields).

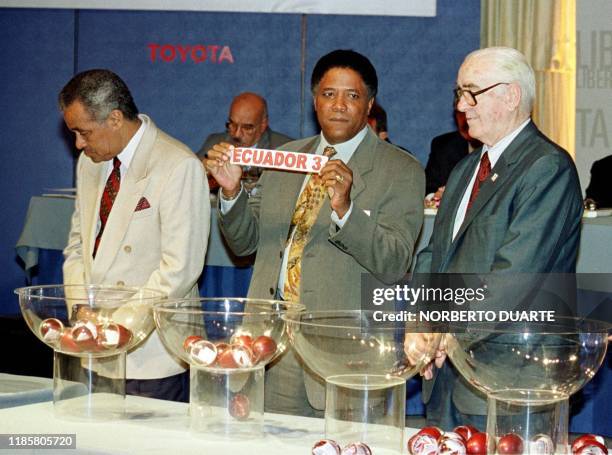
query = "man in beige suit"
xmin=60 ymin=69 xmax=210 ymax=401
xmin=205 ymin=50 xmax=425 ymax=416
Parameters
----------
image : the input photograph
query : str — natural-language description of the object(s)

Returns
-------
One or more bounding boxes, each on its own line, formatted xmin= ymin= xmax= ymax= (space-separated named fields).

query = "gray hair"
xmin=464 ymin=47 xmax=535 ymax=114
xmin=59 ymin=69 xmax=138 ymax=122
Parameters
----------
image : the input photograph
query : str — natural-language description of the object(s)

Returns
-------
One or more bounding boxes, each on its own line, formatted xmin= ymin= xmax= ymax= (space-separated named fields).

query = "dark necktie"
xmin=283 ymin=146 xmax=337 ymax=302
xmin=93 ymin=157 xmax=121 ymax=258
xmin=466 ymin=151 xmax=491 ymax=211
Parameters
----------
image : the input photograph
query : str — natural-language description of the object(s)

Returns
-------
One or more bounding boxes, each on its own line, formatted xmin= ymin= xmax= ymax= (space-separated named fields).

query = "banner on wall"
xmin=576 ymin=0 xmax=612 ymax=194
xmin=0 ymin=0 xmax=435 ymax=16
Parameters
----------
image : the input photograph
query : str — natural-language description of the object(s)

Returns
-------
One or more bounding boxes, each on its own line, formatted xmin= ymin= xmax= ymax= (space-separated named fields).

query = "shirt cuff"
xmin=331 ymin=201 xmax=353 ymax=229
xmin=219 ymin=186 xmax=243 ymax=214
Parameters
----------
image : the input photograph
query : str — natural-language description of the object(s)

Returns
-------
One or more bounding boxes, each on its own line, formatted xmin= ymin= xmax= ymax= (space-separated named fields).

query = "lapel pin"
xmin=491 ymin=173 xmax=498 ymax=182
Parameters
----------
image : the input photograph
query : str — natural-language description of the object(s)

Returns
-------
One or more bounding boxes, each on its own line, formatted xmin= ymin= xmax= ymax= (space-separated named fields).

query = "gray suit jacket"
xmin=415 ymin=121 xmax=583 ymax=414
xmin=196 ymin=128 xmax=293 ymax=158
xmin=219 ymin=129 xmax=425 ymax=408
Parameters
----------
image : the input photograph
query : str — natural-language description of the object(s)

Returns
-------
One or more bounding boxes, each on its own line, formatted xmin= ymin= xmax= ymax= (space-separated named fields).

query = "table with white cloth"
xmin=11 ymin=196 xmax=612 ymax=436
xmin=0 ymin=395 xmax=421 ymax=454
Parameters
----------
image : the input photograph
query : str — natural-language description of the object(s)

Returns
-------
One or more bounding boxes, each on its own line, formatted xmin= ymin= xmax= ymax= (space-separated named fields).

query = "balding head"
xmin=226 ymin=92 xmax=269 ymax=147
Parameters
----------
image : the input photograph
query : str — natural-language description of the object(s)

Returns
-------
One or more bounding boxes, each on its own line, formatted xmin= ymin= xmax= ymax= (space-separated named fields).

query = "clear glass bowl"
xmin=446 ymin=317 xmax=610 ymax=404
xmin=153 ymin=298 xmax=305 ymax=372
xmin=153 ymin=298 xmax=304 ymax=438
xmin=16 ymin=284 xmax=165 ymax=358
xmin=446 ymin=317 xmax=610 ymax=454
xmin=283 ymin=310 xmax=442 ymax=453
xmin=283 ymin=309 xmax=442 ymax=389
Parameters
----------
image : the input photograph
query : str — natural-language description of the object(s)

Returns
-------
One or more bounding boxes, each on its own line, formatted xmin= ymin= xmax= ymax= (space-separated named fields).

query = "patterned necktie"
xmin=93 ymin=157 xmax=121 ymax=258
xmin=283 ymin=146 xmax=337 ymax=302
xmin=466 ymin=151 xmax=491 ymax=211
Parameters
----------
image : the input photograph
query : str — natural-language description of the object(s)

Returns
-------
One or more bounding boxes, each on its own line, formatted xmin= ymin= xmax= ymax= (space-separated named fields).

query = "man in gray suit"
xmin=205 ymin=49 xmax=425 ymax=416
xmin=415 ymin=47 xmax=583 ymax=430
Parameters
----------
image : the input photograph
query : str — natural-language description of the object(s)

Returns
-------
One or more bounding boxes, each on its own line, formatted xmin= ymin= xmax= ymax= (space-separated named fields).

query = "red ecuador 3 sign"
xmin=230 ymin=147 xmax=329 ymax=174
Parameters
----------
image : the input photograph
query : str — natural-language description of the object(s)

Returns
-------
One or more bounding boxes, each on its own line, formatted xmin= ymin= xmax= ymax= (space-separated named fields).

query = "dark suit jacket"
xmin=585 ymin=154 xmax=612 ymax=208
xmin=196 ymin=127 xmax=293 ymax=158
xmin=416 ymin=121 xmax=583 ymax=414
xmin=425 ymin=131 xmax=469 ymax=194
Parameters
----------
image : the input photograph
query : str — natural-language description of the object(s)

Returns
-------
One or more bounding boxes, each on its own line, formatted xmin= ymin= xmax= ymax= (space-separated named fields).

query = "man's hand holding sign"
xmin=204 ymin=142 xmax=243 ymax=199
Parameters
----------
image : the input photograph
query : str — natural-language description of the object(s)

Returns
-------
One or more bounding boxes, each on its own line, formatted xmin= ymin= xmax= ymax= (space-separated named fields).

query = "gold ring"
xmin=335 ymin=174 xmax=344 ymax=183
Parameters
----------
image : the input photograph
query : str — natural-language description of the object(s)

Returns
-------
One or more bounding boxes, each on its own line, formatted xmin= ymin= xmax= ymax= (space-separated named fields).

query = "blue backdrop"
xmin=0 ymin=1 xmax=480 ymax=314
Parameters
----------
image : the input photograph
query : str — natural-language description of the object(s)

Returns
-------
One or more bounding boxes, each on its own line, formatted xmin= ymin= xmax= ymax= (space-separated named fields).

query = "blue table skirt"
xmin=24 ymin=249 xmax=612 ymax=435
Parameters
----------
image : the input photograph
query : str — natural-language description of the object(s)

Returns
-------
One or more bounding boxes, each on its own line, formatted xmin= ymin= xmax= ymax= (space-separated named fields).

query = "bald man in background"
xmin=197 ymin=92 xmax=292 ymax=192
xmin=197 ymin=92 xmax=292 ymax=157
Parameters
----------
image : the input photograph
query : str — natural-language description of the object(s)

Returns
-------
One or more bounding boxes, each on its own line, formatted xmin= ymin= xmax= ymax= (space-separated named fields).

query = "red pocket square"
xmin=135 ymin=197 xmax=151 ymax=212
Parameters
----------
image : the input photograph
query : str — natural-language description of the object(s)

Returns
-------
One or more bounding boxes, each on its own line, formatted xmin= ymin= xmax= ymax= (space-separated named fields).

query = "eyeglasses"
xmin=226 ymin=120 xmax=257 ymax=134
xmin=454 ymin=82 xmax=509 ymax=106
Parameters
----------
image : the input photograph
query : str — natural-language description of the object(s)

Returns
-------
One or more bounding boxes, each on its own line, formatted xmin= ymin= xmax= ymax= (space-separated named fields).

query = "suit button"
xmin=116 ymin=281 xmax=125 ymax=286
xmin=124 ymin=245 xmax=132 ymax=253
xmin=269 ymin=287 xmax=274 ymax=295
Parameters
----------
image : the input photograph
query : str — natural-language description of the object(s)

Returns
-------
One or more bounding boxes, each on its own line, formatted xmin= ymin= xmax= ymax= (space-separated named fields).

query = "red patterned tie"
xmin=466 ymin=151 xmax=490 ymax=211
xmin=93 ymin=157 xmax=121 ymax=258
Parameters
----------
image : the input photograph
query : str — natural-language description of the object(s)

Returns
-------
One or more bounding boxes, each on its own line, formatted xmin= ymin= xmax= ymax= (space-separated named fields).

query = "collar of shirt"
xmin=318 ymin=125 xmax=368 ymax=162
xmin=483 ymin=117 xmax=531 ymax=168
xmin=105 ymin=114 xmax=147 ymax=177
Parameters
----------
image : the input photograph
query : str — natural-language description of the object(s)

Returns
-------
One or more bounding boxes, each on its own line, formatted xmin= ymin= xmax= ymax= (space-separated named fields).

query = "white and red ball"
xmin=529 ymin=434 xmax=554 ymax=455
xmin=96 ymin=323 xmax=132 ymax=350
xmin=312 ymin=439 xmax=342 ymax=455
xmin=408 ymin=431 xmax=439 ymax=455
xmin=216 ymin=347 xmax=239 ymax=368
xmin=572 ymin=435 xmax=607 ymax=454
xmin=420 ymin=426 xmax=443 ymax=440
xmin=183 ymin=335 xmax=203 ymax=352
xmin=439 ymin=434 xmax=467 ymax=455
xmin=70 ymin=321 xmax=98 ymax=351
xmin=189 ymin=339 xmax=218 ymax=366
xmin=454 ymin=425 xmax=479 ymax=443
xmin=39 ymin=318 xmax=64 ymax=344
xmin=574 ymin=441 xmax=608 ymax=455
xmin=230 ymin=344 xmax=254 ymax=368
xmin=340 ymin=442 xmax=372 ymax=455
xmin=230 ymin=333 xmax=253 ymax=349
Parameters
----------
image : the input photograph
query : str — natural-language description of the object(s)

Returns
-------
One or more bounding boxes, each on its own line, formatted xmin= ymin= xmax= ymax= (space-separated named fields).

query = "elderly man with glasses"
xmin=197 ymin=92 xmax=292 ymax=192
xmin=414 ymin=47 xmax=583 ymax=430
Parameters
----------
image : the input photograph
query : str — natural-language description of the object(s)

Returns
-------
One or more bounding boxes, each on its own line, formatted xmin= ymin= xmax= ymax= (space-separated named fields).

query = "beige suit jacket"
xmin=63 ymin=115 xmax=210 ymax=379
